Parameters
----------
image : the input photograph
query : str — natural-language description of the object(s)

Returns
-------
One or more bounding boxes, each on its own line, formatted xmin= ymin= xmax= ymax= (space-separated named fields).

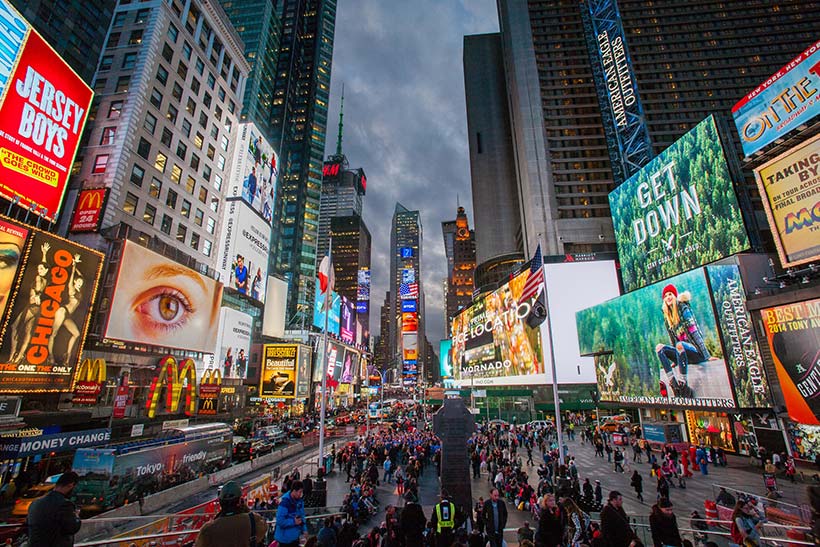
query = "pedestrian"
xmin=517 ymin=521 xmax=535 ymax=543
xmin=318 ymin=517 xmax=338 ymax=547
xmin=730 ymin=499 xmax=763 ymax=547
xmin=535 ymin=493 xmax=565 ymax=547
xmin=195 ymin=481 xmax=267 ymax=547
xmin=600 ymin=491 xmax=640 ymax=547
xmin=649 ymin=498 xmax=682 ymax=547
xmin=696 ymin=445 xmax=708 ymax=475
xmin=399 ymin=493 xmax=427 ymax=546
xmin=605 ymin=443 xmax=613 ymax=463
xmin=430 ymin=491 xmax=460 ymax=547
xmin=614 ymin=448 xmax=625 ymax=473
xmin=657 ymin=474 xmax=670 ymax=502
xmin=482 ymin=488 xmax=508 ymax=547
xmin=594 ymin=480 xmax=602 ymax=506
xmin=630 ymin=470 xmax=644 ymax=503
xmin=383 ymin=457 xmax=393 ymax=484
xmin=26 ymin=471 xmax=82 ymax=547
xmin=274 ymin=480 xmax=307 ymax=547
xmin=785 ymin=457 xmax=796 ymax=483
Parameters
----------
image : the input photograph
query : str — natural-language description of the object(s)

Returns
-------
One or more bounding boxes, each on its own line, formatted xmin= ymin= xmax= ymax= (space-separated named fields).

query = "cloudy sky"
xmin=325 ymin=0 xmax=499 ymax=350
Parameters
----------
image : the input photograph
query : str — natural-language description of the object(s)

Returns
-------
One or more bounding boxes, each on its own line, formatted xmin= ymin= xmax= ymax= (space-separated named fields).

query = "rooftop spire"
xmin=335 ymin=83 xmax=344 ymax=157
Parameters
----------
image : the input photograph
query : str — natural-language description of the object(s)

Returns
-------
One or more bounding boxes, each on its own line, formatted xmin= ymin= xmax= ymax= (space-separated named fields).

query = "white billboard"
xmin=262 ymin=276 xmax=288 ymax=338
xmin=218 ymin=198 xmax=271 ymax=302
xmin=229 ymin=122 xmax=278 ymax=223
xmin=214 ymin=307 xmax=253 ymax=380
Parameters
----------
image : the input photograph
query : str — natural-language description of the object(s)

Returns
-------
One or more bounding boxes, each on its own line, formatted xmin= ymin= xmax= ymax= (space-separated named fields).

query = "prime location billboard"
xmin=217 ymin=198 xmax=271 ymax=302
xmin=760 ymin=299 xmax=819 ymax=425
xmin=105 ymin=241 xmax=222 ymax=353
xmin=312 ymin=286 xmax=340 ymax=336
xmin=339 ymin=296 xmax=355 ymax=344
xmin=0 ymin=0 xmax=93 ymax=223
xmin=753 ymin=134 xmax=820 ymax=268
xmin=609 ymin=115 xmax=749 ymax=292
xmin=228 ymin=122 xmax=277 ymax=223
xmin=732 ymin=39 xmax=820 ymax=157
xmin=214 ymin=307 xmax=252 ymax=380
xmin=0 ymin=228 xmax=103 ymax=392
xmin=576 ymin=266 xmax=736 ymax=408
xmin=260 ymin=344 xmax=297 ymax=398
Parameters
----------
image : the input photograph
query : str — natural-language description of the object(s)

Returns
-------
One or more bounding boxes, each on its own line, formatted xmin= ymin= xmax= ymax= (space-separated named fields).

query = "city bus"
xmin=71 ymin=423 xmax=232 ymax=512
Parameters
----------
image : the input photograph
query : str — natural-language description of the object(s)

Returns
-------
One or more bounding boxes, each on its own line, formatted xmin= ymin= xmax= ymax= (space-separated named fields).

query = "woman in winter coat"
xmin=630 ymin=470 xmax=644 ymax=503
xmin=535 ymin=494 xmax=566 ymax=547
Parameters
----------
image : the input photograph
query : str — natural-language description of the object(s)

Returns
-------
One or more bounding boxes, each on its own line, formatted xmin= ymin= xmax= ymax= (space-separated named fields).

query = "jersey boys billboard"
xmin=0 ymin=0 xmax=93 ymax=222
xmin=609 ymin=115 xmax=749 ymax=292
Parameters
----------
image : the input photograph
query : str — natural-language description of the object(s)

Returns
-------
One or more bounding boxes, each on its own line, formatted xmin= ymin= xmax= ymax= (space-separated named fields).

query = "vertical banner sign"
xmin=0 ymin=230 xmax=103 ymax=392
xmin=296 ymin=345 xmax=311 ymax=398
xmin=581 ymin=0 xmax=652 ymax=184
xmin=69 ymin=187 xmax=109 ymax=233
xmin=0 ymin=1 xmax=93 ymax=222
xmin=72 ymin=358 xmax=106 ymax=404
xmin=112 ymin=385 xmax=129 ymax=419
xmin=753 ymin=134 xmax=820 ymax=268
xmin=198 ymin=368 xmax=221 ymax=416
xmin=260 ymin=344 xmax=296 ymax=398
xmin=0 ymin=217 xmax=29 ymax=321
xmin=760 ymin=299 xmax=820 ymax=426
xmin=732 ymin=39 xmax=820 ymax=157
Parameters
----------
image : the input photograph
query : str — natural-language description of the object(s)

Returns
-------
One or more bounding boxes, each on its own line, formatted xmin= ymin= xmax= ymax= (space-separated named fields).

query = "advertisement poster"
xmin=760 ymin=299 xmax=820 ymax=425
xmin=402 ymin=312 xmax=418 ymax=333
xmin=214 ymin=307 xmax=252 ymax=380
xmin=402 ymin=333 xmax=418 ymax=361
xmin=609 ymin=115 xmax=749 ymax=292
xmin=340 ymin=348 xmax=358 ymax=384
xmin=312 ymin=286 xmax=340 ymax=336
xmin=753 ymin=134 xmax=820 ymax=267
xmin=0 ymin=217 xmax=28 ymax=320
xmin=707 ymin=263 xmax=771 ymax=407
xmin=0 ymin=230 xmax=103 ymax=392
xmin=296 ymin=345 xmax=311 ymax=398
xmin=732 ymin=39 xmax=820 ymax=157
xmin=69 ymin=187 xmax=108 ymax=233
xmin=787 ymin=422 xmax=820 ymax=461
xmin=440 ymin=339 xmax=452 ymax=378
xmin=312 ymin=340 xmax=344 ymax=384
xmin=576 ymin=267 xmax=736 ymax=407
xmin=339 ymin=296 xmax=355 ymax=344
xmin=228 ymin=122 xmax=277 ymax=223
xmin=105 ymin=240 xmax=222 ymax=353
xmin=0 ymin=3 xmax=93 ymax=223
xmin=357 ymin=268 xmax=370 ymax=301
xmin=260 ymin=344 xmax=296 ymax=398
xmin=217 ymin=198 xmax=271 ymax=302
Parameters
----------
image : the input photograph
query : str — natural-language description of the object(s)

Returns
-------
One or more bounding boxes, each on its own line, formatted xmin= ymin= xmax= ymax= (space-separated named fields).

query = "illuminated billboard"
xmin=760 ymin=299 xmax=819 ymax=425
xmin=576 ymin=267 xmax=736 ymax=408
xmin=753 ymin=134 xmax=820 ymax=267
xmin=0 ymin=218 xmax=28 ymax=320
xmin=69 ymin=187 xmax=109 ymax=233
xmin=228 ymin=122 xmax=277 ymax=223
xmin=402 ymin=300 xmax=417 ymax=313
xmin=295 ymin=344 xmax=311 ymax=397
xmin=357 ymin=268 xmax=370 ymax=301
xmin=340 ymin=348 xmax=359 ymax=384
xmin=732 ymin=39 xmax=820 ymax=157
xmin=440 ymin=339 xmax=453 ymax=378
xmin=339 ymin=296 xmax=355 ymax=344
xmin=402 ymin=312 xmax=418 ymax=333
xmin=260 ymin=344 xmax=297 ymax=398
xmin=609 ymin=115 xmax=749 ymax=292
xmin=402 ymin=268 xmax=415 ymax=283
xmin=312 ymin=286 xmax=340 ymax=336
xmin=105 ymin=241 xmax=222 ymax=352
xmin=217 ymin=198 xmax=271 ymax=302
xmin=0 ymin=1 xmax=93 ymax=223
xmin=214 ymin=307 xmax=252 ymax=380
xmin=0 ymin=228 xmax=103 ymax=392
xmin=400 ymin=247 xmax=413 ymax=259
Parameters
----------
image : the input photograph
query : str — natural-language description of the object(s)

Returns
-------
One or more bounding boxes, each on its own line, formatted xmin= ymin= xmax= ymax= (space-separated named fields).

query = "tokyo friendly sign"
xmin=732 ymin=39 xmax=820 ymax=157
xmin=609 ymin=115 xmax=749 ymax=292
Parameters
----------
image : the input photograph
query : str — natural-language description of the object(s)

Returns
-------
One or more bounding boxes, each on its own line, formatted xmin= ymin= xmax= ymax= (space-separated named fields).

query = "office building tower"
xmin=218 ymin=0 xmax=281 ymax=140
xmin=374 ymin=291 xmax=391 ymax=375
xmin=493 ymin=0 xmax=820 ymax=256
xmin=10 ymin=0 xmax=117 ymax=85
xmin=318 ymin=157 xmax=366 ymax=260
xmin=330 ymin=214 xmax=371 ymax=338
xmin=65 ymin=0 xmax=248 ymax=274
xmin=268 ymin=0 xmax=337 ymax=329
xmin=442 ymin=206 xmax=476 ymax=333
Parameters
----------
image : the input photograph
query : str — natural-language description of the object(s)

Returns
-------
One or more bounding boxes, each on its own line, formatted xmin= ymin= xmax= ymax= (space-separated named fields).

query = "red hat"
xmin=662 ymin=284 xmax=678 ymax=298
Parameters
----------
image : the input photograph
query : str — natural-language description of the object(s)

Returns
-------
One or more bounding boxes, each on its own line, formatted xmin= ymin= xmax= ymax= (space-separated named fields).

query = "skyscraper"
xmin=318 ymin=156 xmax=366 ymax=260
xmin=442 ymin=206 xmax=476 ymax=334
xmin=268 ymin=0 xmax=337 ymax=329
xmin=330 ymin=214 xmax=371 ymax=339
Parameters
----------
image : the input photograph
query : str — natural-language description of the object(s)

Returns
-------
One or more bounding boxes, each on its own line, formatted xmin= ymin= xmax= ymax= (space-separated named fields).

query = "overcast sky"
xmin=325 ymin=0 xmax=499 ymax=351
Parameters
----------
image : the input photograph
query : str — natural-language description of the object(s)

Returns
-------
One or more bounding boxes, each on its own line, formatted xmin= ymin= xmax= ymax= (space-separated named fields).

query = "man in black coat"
xmin=481 ymin=488 xmax=508 ymax=547
xmin=26 ymin=471 xmax=82 ymax=547
xmin=399 ymin=493 xmax=427 ymax=546
xmin=600 ymin=491 xmax=639 ymax=547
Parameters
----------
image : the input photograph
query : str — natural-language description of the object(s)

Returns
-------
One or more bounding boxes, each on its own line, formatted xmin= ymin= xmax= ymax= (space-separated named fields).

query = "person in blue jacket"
xmin=275 ymin=480 xmax=306 ymax=547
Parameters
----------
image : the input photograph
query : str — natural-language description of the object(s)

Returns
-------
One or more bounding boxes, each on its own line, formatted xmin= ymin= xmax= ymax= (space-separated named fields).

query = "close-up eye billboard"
xmin=0 ymin=227 xmax=103 ymax=392
xmin=217 ymin=198 xmax=271 ymax=302
xmin=609 ymin=115 xmax=749 ymax=292
xmin=228 ymin=122 xmax=278 ymax=223
xmin=104 ymin=241 xmax=223 ymax=353
xmin=0 ymin=0 xmax=93 ymax=223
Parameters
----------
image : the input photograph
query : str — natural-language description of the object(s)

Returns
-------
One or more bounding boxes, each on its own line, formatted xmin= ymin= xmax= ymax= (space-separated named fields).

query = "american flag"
xmin=399 ymin=282 xmax=418 ymax=299
xmin=519 ymin=244 xmax=544 ymax=302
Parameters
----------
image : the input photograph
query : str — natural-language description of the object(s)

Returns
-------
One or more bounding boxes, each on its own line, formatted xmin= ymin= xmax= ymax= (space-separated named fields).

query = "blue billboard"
xmin=401 ymin=300 xmax=417 ymax=313
xmin=400 ymin=247 xmax=413 ymax=259
xmin=312 ymin=286 xmax=340 ymax=335
xmin=440 ymin=339 xmax=452 ymax=378
xmin=732 ymin=39 xmax=820 ymax=157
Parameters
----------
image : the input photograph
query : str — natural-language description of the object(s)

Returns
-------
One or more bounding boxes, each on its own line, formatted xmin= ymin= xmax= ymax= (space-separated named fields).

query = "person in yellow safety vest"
xmin=429 ymin=491 xmax=458 ymax=547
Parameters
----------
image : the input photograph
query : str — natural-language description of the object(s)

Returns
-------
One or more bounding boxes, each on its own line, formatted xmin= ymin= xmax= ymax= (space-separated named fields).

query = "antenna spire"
xmin=335 ymin=83 xmax=344 ymax=157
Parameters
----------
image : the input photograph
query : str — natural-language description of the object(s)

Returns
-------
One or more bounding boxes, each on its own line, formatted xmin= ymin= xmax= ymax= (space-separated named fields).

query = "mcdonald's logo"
xmin=72 ymin=358 xmax=107 ymax=404
xmin=198 ymin=368 xmax=221 ymax=416
xmin=76 ymin=358 xmax=107 ymax=383
xmin=69 ymin=187 xmax=108 ymax=233
xmin=145 ymin=356 xmax=197 ymax=418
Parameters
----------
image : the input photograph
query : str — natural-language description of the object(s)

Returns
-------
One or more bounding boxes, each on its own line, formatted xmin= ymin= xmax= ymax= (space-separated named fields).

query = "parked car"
xmin=11 ymin=475 xmax=60 ymax=517
xmin=257 ymin=425 xmax=287 ymax=445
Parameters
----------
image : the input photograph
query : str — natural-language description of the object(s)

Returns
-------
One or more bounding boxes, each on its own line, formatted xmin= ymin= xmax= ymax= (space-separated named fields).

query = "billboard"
xmin=760 ymin=299 xmax=819 ymax=425
xmin=260 ymin=345 xmax=297 ymax=398
xmin=440 ymin=339 xmax=453 ymax=378
xmin=339 ymin=296 xmax=355 ymax=344
xmin=295 ymin=344 xmax=311 ymax=397
xmin=340 ymin=348 xmax=359 ymax=384
xmin=0 ymin=218 xmax=28 ymax=320
xmin=402 ymin=268 xmax=415 ymax=283
xmin=357 ymin=268 xmax=370 ymax=301
xmin=402 ymin=312 xmax=418 ymax=333
xmin=402 ymin=333 xmax=418 ymax=361
xmin=312 ymin=340 xmax=344 ymax=384
xmin=105 ymin=241 xmax=223 ymax=353
xmin=400 ymin=247 xmax=413 ymax=259
xmin=228 ymin=122 xmax=277 ymax=223
xmin=69 ymin=187 xmax=109 ymax=233
xmin=312 ymin=286 xmax=340 ymax=336
xmin=402 ymin=300 xmax=417 ymax=313
xmin=0 ymin=1 xmax=93 ymax=223
xmin=0 ymin=229 xmax=103 ymax=392
xmin=732 ymin=39 xmax=820 ymax=157
xmin=753 ymin=134 xmax=820 ymax=267
xmin=217 ymin=198 xmax=271 ymax=302
xmin=576 ymin=267 xmax=736 ymax=408
xmin=262 ymin=276 xmax=287 ymax=338
xmin=214 ymin=307 xmax=252 ymax=380
xmin=609 ymin=115 xmax=749 ymax=292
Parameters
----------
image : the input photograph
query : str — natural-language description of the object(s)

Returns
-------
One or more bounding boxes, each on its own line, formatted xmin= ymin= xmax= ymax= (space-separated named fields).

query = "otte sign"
xmin=69 ymin=187 xmax=108 ymax=233
xmin=0 ymin=0 xmax=93 ymax=222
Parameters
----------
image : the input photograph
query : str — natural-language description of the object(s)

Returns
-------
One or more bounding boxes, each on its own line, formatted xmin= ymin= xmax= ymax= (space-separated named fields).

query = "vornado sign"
xmin=145 ymin=356 xmax=197 ymax=418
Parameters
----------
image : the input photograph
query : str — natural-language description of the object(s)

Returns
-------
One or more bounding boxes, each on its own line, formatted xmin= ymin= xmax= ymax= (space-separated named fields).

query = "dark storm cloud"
xmin=326 ymin=0 xmax=498 ymax=349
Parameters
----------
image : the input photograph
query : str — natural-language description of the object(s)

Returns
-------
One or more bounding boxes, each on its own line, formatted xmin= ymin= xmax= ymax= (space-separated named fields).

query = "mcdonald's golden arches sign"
xmin=72 ymin=358 xmax=106 ymax=404
xmin=69 ymin=188 xmax=109 ymax=233
xmin=198 ymin=368 xmax=222 ymax=416
xmin=145 ymin=356 xmax=197 ymax=418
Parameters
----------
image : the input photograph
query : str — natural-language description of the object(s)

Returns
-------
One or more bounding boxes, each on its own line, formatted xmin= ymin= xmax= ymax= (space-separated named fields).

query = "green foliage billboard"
xmin=609 ymin=115 xmax=749 ymax=292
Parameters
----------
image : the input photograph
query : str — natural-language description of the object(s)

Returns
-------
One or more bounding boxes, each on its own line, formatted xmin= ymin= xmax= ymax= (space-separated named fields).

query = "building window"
xmin=172 ymin=82 xmax=183 ymax=101
xmin=194 ymin=208 xmax=204 ymax=226
xmin=160 ymin=127 xmax=173 ymax=147
xmin=100 ymin=127 xmax=116 ymax=145
xmin=129 ymin=30 xmax=143 ymax=45
xmin=143 ymin=203 xmax=156 ymax=225
xmin=181 ymin=118 xmax=191 ymax=137
xmin=107 ymin=32 xmax=120 ymax=48
xmin=93 ymin=78 xmax=106 ymax=92
xmin=206 ymin=217 xmax=215 ymax=234
xmin=209 ymin=196 xmax=219 ymax=213
xmin=150 ymin=88 xmax=162 ymax=109
xmin=149 ymin=177 xmax=162 ymax=199
xmin=176 ymin=224 xmax=187 ymax=243
xmin=122 ymin=52 xmax=138 ymax=70
xmin=202 ymin=164 xmax=211 ymax=181
xmin=171 ymin=164 xmax=182 ymax=184
xmin=228 ymin=100 xmax=236 ymax=114
xmin=194 ymin=132 xmax=204 ymax=150
xmin=166 ymin=188 xmax=178 ymax=208
xmin=203 ymin=92 xmax=211 ymax=108
xmin=220 ymin=135 xmax=229 ymax=151
xmin=124 ymin=192 xmax=138 ymax=215
xmin=213 ymin=174 xmax=222 ymax=192
xmin=162 ymin=43 xmax=174 ymax=63
xmin=154 ymin=152 xmax=167 ymax=173
xmin=137 ymin=137 xmax=151 ymax=159
xmin=198 ymin=112 xmax=208 ymax=128
xmin=218 ymin=87 xmax=226 ymax=102
xmin=207 ymin=73 xmax=215 ymax=89
xmin=156 ymin=65 xmax=169 ymax=85
xmin=160 ymin=214 xmax=173 ymax=234
xmin=186 ymin=97 xmax=196 ymax=115
xmin=190 ymin=153 xmax=200 ymax=171
xmin=130 ymin=164 xmax=145 ymax=187
xmin=167 ymin=24 xmax=179 ymax=43
xmin=202 ymin=239 xmax=212 ymax=256
xmin=108 ymin=101 xmax=123 ymax=119
xmin=206 ymin=144 xmax=215 ymax=160
xmin=182 ymin=41 xmax=192 ymax=60
xmin=115 ymin=76 xmax=130 ymax=93
xmin=214 ymin=105 xmax=222 ymax=121
xmin=181 ymin=199 xmax=191 ymax=218
xmin=177 ymin=61 xmax=188 ymax=80
xmin=216 ymin=154 xmax=225 ymax=170
xmin=185 ymin=176 xmax=196 ymax=194
xmin=112 ymin=12 xmax=126 ymax=27
xmin=176 ymin=141 xmax=187 ymax=160
xmin=167 ymin=104 xmax=178 ymax=123
xmin=191 ymin=78 xmax=201 ymax=95
xmin=198 ymin=187 xmax=207 ymax=204
xmin=190 ymin=232 xmax=200 ymax=250
xmin=90 ymin=154 xmax=108 ymax=174
xmin=210 ymin=123 xmax=219 ymax=139
xmin=135 ymin=8 xmax=149 ymax=24
xmin=100 ymin=55 xmax=113 ymax=71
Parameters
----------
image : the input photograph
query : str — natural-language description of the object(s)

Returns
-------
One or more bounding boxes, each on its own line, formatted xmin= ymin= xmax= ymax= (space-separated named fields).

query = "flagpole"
xmin=318 ymin=237 xmax=332 ymax=475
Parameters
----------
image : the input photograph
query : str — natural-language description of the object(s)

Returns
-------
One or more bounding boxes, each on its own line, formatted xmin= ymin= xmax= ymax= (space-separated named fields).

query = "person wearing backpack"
xmin=729 ymin=499 xmax=763 ymax=547
xmin=195 ymin=481 xmax=267 ymax=547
